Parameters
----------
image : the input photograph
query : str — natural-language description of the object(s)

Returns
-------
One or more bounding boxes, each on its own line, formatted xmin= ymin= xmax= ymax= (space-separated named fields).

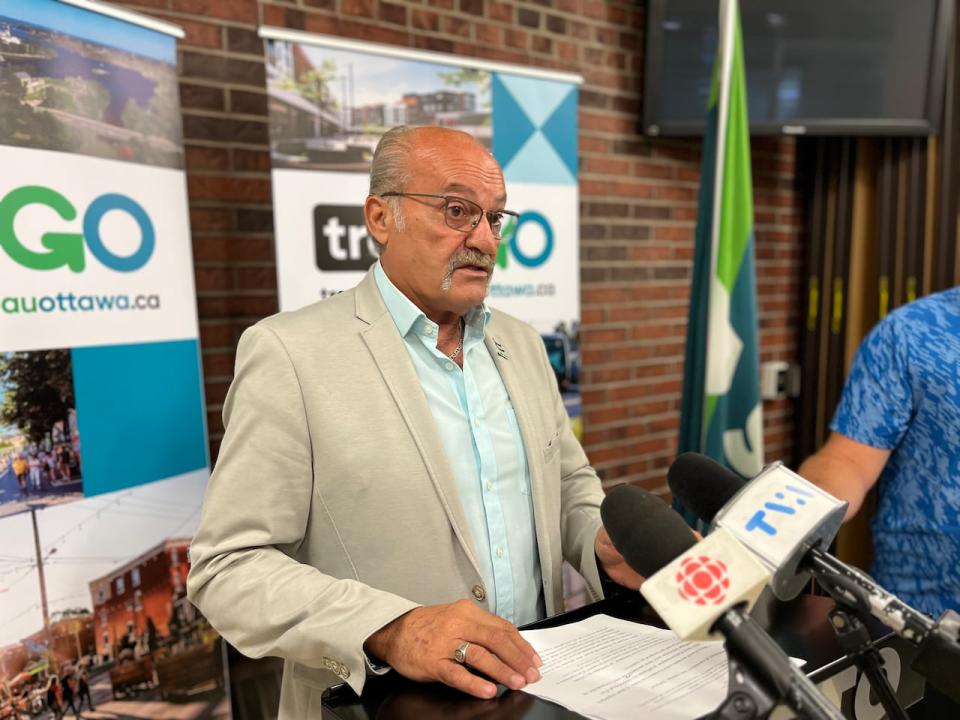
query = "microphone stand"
xmin=827 ymin=607 xmax=908 ymax=720
xmin=813 ymin=570 xmax=909 ymax=720
xmin=709 ymin=610 xmax=843 ymax=720
xmin=711 ymin=654 xmax=777 ymax=719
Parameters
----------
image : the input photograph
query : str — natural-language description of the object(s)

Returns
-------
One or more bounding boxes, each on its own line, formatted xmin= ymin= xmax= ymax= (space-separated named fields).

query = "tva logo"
xmin=313 ymin=205 xmax=555 ymax=271
xmin=0 ymin=186 xmax=155 ymax=272
xmin=743 ymin=484 xmax=816 ymax=536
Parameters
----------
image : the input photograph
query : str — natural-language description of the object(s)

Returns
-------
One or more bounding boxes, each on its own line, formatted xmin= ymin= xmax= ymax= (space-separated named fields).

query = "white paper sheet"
xmin=519 ymin=614 xmax=730 ymax=720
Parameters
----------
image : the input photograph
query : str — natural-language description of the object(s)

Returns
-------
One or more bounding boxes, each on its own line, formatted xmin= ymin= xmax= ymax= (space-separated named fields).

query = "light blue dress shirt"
xmin=374 ymin=261 xmax=544 ymax=625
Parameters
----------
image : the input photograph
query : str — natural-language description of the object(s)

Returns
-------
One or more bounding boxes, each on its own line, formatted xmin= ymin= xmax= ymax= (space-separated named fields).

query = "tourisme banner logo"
xmin=0 ymin=146 xmax=198 ymax=352
xmin=0 ymin=185 xmax=155 ymax=273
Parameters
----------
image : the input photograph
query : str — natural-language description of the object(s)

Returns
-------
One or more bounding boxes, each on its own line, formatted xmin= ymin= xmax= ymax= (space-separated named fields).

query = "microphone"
xmin=667 ymin=452 xmax=960 ymax=703
xmin=601 ymin=484 xmax=844 ymax=720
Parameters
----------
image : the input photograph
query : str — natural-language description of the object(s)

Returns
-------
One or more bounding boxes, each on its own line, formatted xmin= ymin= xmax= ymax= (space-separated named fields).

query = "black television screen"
xmin=643 ymin=0 xmax=954 ymax=136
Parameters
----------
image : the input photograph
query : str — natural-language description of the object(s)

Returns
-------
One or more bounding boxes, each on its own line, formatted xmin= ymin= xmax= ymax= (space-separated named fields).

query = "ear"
xmin=364 ymin=195 xmax=392 ymax=248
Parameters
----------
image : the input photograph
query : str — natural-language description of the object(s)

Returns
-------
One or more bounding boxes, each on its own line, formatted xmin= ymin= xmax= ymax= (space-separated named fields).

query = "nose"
xmin=466 ymin=214 xmax=500 ymax=256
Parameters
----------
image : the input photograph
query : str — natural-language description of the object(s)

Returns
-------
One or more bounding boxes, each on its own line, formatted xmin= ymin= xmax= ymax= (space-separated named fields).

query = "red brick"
xmin=170 ymin=0 xmax=257 ymax=23
xmin=188 ymin=176 xmax=272 ymax=203
xmin=475 ymin=22 xmax=498 ymax=45
xmin=178 ymin=19 xmax=222 ymax=50
xmin=341 ymin=0 xmax=374 ymax=18
xmin=489 ymin=1 xmax=513 ymax=22
xmin=412 ymin=9 xmax=441 ymax=32
xmin=379 ymin=1 xmax=407 ymax=26
xmin=441 ymin=15 xmax=471 ymax=37
xmin=186 ymin=146 xmax=230 ymax=171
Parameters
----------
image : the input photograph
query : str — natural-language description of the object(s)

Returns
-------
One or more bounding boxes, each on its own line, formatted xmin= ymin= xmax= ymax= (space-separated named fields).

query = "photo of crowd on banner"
xmin=0 ymin=350 xmax=84 ymax=520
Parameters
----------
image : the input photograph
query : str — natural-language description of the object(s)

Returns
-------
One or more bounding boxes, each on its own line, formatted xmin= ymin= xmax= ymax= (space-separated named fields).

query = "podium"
xmin=321 ymin=593 xmax=924 ymax=719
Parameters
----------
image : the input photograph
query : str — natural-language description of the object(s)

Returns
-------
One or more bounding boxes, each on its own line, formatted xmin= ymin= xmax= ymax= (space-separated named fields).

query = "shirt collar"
xmin=373 ymin=261 xmax=491 ymax=339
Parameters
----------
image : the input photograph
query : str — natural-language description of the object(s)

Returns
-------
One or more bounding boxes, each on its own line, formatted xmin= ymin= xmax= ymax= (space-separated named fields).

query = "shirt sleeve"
xmin=830 ymin=315 xmax=915 ymax=450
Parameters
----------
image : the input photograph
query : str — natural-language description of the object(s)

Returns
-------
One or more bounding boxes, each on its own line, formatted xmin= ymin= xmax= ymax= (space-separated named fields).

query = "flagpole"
xmin=702 ymin=0 xmax=738 ymax=448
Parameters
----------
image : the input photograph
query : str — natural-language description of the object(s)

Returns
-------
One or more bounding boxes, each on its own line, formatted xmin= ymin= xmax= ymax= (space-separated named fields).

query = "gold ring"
xmin=453 ymin=641 xmax=470 ymax=664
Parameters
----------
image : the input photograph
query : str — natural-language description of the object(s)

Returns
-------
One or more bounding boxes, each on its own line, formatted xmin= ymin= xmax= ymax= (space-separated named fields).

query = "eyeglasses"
xmin=379 ymin=192 xmax=518 ymax=237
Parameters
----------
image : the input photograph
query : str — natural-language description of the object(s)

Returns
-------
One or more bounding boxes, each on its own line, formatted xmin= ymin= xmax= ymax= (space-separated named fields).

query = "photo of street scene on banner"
xmin=266 ymin=41 xmax=490 ymax=171
xmin=0 ymin=472 xmax=229 ymax=720
xmin=0 ymin=3 xmax=183 ymax=168
xmin=0 ymin=350 xmax=83 ymax=520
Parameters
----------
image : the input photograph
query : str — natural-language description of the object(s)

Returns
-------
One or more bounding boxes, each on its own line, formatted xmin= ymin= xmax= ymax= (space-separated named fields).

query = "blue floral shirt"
xmin=831 ymin=287 xmax=960 ymax=617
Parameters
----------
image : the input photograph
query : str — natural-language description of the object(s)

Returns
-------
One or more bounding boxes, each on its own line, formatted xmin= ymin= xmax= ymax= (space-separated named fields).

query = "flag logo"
xmin=676 ymin=555 xmax=730 ymax=606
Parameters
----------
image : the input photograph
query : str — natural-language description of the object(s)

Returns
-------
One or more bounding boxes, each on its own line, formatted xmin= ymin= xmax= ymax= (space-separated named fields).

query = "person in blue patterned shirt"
xmin=799 ymin=286 xmax=959 ymax=718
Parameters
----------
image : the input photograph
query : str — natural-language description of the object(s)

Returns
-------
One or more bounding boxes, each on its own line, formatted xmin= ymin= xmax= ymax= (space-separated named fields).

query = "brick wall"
xmin=115 ymin=0 xmax=804 ymax=495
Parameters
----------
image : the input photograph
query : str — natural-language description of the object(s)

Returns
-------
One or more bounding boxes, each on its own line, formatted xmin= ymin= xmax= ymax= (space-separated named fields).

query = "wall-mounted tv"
xmin=643 ymin=0 xmax=955 ymax=136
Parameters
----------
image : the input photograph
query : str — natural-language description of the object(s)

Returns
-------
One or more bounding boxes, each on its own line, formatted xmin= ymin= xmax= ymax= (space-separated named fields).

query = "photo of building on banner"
xmin=0 ymin=2 xmax=227 ymax=718
xmin=262 ymin=30 xmax=583 ymax=433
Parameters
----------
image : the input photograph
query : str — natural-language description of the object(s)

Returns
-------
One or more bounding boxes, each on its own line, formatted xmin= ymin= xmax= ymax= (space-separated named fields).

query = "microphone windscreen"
xmin=667 ymin=452 xmax=745 ymax=523
xmin=600 ymin=484 xmax=697 ymax=577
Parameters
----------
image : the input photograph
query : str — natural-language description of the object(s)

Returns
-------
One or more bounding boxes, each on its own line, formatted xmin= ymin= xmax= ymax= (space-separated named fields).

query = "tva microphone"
xmin=668 ymin=453 xmax=848 ymax=601
xmin=668 ymin=452 xmax=960 ymax=703
xmin=601 ymin=485 xmax=844 ymax=720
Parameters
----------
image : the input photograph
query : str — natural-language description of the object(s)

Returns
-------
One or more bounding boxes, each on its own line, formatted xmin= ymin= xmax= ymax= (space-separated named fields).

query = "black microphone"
xmin=668 ymin=452 xmax=960 ymax=703
xmin=601 ymin=485 xmax=843 ymax=720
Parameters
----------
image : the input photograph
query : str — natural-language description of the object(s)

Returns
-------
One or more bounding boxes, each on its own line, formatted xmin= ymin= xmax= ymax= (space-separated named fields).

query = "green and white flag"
xmin=677 ymin=0 xmax=763 ymax=524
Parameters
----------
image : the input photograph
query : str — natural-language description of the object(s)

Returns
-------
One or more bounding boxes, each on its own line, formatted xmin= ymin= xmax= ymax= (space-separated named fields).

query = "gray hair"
xmin=369 ymin=126 xmax=419 ymax=232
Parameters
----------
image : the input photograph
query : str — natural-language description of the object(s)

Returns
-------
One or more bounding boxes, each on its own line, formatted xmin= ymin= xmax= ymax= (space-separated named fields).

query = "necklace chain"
xmin=447 ymin=319 xmax=465 ymax=360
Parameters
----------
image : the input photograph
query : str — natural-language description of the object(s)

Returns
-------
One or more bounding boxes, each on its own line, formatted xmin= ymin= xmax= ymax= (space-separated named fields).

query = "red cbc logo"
xmin=676 ymin=555 xmax=730 ymax=606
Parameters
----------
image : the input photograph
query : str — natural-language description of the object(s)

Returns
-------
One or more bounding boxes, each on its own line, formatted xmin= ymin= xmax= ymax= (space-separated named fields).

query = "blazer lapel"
xmin=485 ymin=329 xmax=557 ymax=607
xmin=354 ymin=270 xmax=483 ymax=581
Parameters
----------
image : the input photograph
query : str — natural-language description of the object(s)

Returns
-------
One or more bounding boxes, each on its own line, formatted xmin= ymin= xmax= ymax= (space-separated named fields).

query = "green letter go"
xmin=0 ymin=185 xmax=155 ymax=273
xmin=0 ymin=186 xmax=86 ymax=271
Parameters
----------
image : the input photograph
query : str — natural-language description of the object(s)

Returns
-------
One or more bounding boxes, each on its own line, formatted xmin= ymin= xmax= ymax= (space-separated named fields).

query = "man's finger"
xmin=460 ymin=643 xmax=527 ymax=690
xmin=471 ymin=626 xmax=541 ymax=682
xmin=441 ymin=663 xmax=497 ymax=699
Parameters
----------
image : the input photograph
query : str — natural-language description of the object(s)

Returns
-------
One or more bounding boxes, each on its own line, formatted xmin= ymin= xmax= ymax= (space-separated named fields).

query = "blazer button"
xmin=472 ymin=584 xmax=486 ymax=601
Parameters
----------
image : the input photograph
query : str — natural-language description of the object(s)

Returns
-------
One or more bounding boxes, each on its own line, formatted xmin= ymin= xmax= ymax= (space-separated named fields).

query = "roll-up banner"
xmin=259 ymin=28 xmax=584 ymax=434
xmin=0 ymin=1 xmax=228 ymax=717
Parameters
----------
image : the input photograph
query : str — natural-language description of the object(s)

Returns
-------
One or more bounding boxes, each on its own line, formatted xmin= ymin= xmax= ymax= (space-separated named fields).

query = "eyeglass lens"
xmin=443 ymin=197 xmax=503 ymax=235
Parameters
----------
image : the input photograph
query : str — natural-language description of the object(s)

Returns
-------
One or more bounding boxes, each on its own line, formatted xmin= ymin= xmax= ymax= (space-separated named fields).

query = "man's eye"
xmin=447 ymin=203 xmax=467 ymax=218
xmin=489 ymin=213 xmax=503 ymax=231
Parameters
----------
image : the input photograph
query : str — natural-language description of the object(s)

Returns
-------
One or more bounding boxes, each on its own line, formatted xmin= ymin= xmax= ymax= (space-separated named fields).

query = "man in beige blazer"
xmin=187 ymin=126 xmax=640 ymax=717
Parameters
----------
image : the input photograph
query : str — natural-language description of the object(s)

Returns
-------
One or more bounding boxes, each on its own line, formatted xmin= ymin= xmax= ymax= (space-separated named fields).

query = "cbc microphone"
xmin=667 ymin=452 xmax=960 ymax=703
xmin=601 ymin=485 xmax=843 ymax=720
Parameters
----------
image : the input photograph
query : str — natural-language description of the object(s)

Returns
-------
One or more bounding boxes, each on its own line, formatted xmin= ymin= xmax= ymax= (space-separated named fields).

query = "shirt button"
xmin=474 ymin=418 xmax=481 ymax=428
xmin=444 ymin=362 xmax=454 ymax=371
xmin=496 ymin=547 xmax=504 ymax=558
xmin=425 ymin=326 xmax=435 ymax=335
xmin=472 ymin=584 xmax=486 ymax=601
xmin=486 ymin=481 xmax=494 ymax=492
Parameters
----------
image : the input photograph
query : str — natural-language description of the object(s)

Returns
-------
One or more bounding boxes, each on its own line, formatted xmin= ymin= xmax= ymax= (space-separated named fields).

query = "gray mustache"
xmin=449 ymin=250 xmax=495 ymax=272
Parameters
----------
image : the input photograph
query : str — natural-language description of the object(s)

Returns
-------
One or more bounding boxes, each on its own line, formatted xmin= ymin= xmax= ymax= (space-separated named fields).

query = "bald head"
xmin=369 ymin=125 xmax=495 ymax=197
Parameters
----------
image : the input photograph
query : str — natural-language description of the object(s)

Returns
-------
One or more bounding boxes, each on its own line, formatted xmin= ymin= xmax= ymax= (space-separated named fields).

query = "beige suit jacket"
xmin=187 ymin=269 xmax=606 ymax=718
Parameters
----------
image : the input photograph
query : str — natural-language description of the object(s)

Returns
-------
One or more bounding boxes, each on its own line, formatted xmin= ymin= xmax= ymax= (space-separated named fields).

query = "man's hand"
xmin=364 ymin=600 xmax=542 ymax=699
xmin=594 ymin=527 xmax=645 ymax=590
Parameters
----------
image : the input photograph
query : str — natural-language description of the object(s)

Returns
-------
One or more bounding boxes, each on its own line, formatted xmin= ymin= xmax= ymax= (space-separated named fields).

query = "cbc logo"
xmin=312 ymin=204 xmax=555 ymax=272
xmin=676 ymin=555 xmax=730 ymax=606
